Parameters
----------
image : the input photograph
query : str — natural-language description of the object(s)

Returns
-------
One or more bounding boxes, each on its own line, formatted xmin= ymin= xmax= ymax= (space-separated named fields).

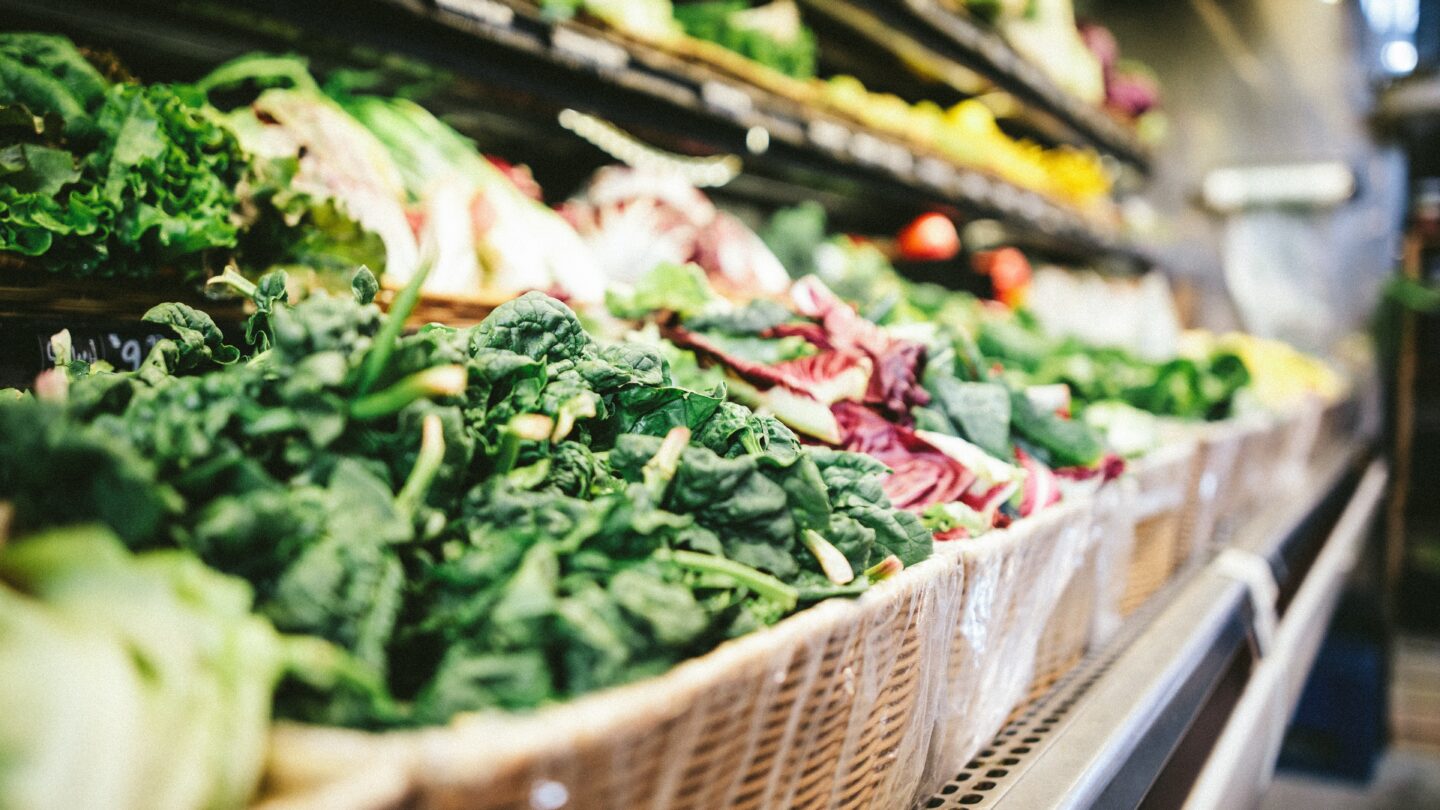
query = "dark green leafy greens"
xmin=673 ymin=1 xmax=820 ymax=79
xmin=0 ymin=267 xmax=927 ymax=728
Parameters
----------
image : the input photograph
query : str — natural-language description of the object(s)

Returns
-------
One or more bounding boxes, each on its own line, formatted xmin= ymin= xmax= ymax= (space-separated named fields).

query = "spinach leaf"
xmin=925 ymin=377 xmax=1012 ymax=459
xmin=1008 ymin=388 xmax=1104 ymax=468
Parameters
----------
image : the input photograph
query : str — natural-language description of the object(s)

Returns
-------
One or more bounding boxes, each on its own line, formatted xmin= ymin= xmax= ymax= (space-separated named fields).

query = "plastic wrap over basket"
xmin=1118 ymin=441 xmax=1198 ymax=615
xmin=254 ymin=552 xmax=965 ymax=810
xmin=1178 ymin=421 xmax=1246 ymax=558
xmin=1314 ymin=393 xmax=1358 ymax=464
xmin=916 ymin=497 xmax=1095 ymax=799
xmin=1276 ymin=399 xmax=1323 ymax=490
xmin=1029 ymin=478 xmax=1133 ymax=701
xmin=1027 ymin=538 xmax=1098 ymax=704
xmin=1226 ymin=415 xmax=1291 ymax=528
xmin=1087 ymin=473 xmax=1139 ymax=645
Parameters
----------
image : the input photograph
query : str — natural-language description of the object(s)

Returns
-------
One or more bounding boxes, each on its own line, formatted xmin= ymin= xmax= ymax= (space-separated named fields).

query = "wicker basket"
xmin=1090 ymin=474 xmax=1140 ymax=645
xmin=254 ymin=500 xmax=1101 ymax=810
xmin=1314 ymin=393 xmax=1358 ymax=463
xmin=1118 ymin=442 xmax=1199 ymax=616
xmin=256 ymin=551 xmax=964 ymax=810
xmin=1028 ymin=473 xmax=1139 ymax=700
xmin=920 ymin=498 xmax=1095 ymax=797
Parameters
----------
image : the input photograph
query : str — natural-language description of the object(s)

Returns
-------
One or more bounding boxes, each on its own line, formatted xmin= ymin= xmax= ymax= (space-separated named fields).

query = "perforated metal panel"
xmin=920 ymin=571 xmax=1191 ymax=810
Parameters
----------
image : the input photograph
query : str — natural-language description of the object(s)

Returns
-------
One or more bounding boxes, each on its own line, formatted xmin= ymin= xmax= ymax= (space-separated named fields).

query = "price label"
xmin=848 ymin=132 xmax=913 ymax=175
xmin=808 ymin=119 xmax=851 ymax=153
xmin=957 ymin=171 xmax=992 ymax=203
xmin=434 ymin=0 xmax=514 ymax=27
xmin=0 ymin=318 xmax=182 ymax=389
xmin=551 ymin=27 xmax=629 ymax=70
xmin=39 ymin=332 xmax=163 ymax=370
xmin=916 ymin=157 xmax=955 ymax=189
xmin=701 ymin=81 xmax=753 ymax=119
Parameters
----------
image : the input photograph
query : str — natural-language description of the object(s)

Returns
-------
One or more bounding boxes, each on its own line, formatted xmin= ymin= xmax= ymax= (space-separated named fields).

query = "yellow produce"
xmin=818 ymin=76 xmax=1112 ymax=211
xmin=1184 ymin=331 xmax=1347 ymax=412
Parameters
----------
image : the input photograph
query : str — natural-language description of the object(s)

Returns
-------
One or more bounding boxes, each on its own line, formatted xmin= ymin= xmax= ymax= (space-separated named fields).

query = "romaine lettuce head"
xmin=0 ymin=526 xmax=330 ymax=810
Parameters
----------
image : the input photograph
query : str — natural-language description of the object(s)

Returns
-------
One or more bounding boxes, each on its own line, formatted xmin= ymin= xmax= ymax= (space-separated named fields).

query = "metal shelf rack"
xmin=922 ymin=444 xmax=1385 ymax=809
xmin=0 ymin=0 xmax=1147 ymax=267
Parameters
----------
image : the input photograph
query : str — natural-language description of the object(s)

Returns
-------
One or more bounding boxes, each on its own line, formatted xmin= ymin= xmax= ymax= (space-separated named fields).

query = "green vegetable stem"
xmin=653 ymin=548 xmax=799 ymax=612
xmin=349 ymin=365 xmax=466 ymax=421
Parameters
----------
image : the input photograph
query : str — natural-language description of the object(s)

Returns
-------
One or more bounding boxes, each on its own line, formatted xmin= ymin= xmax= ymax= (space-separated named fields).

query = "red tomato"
xmin=973 ymin=248 xmax=1032 ymax=307
xmin=897 ymin=213 xmax=960 ymax=261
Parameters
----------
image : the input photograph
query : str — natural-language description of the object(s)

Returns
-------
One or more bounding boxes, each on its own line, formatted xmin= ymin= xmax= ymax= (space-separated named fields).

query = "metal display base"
xmin=922 ymin=447 xmax=1385 ymax=809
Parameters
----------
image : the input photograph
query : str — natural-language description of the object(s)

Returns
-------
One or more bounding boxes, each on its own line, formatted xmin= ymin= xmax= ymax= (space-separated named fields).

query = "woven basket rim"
xmin=263 ymin=501 xmax=1097 ymax=801
xmin=266 ymin=547 xmax=960 ymax=783
xmin=929 ymin=495 xmax=1093 ymax=562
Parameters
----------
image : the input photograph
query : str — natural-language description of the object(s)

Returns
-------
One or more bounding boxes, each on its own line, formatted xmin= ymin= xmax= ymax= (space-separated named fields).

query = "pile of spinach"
xmin=0 ymin=263 xmax=928 ymax=728
xmin=976 ymin=321 xmax=1251 ymax=422
xmin=0 ymin=35 xmax=245 ymax=280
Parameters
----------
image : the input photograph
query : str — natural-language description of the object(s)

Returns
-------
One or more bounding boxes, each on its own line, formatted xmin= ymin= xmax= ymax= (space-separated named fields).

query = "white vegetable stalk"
xmin=643 ymin=426 xmax=691 ymax=497
xmin=396 ymin=413 xmax=446 ymax=518
xmin=551 ymin=393 xmax=599 ymax=443
xmin=509 ymin=413 xmax=558 ymax=442
xmin=801 ymin=529 xmax=855 ymax=585
xmin=864 ymin=555 xmax=904 ymax=583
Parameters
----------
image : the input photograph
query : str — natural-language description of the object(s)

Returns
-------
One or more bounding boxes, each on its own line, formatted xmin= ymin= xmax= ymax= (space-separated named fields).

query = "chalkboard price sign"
xmin=0 ymin=317 xmax=173 ymax=389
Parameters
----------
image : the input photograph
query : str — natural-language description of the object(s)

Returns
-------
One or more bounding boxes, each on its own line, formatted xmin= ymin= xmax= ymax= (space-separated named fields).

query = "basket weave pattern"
xmin=249 ymin=409 xmax=1335 ymax=810
xmin=260 ymin=555 xmax=965 ymax=810
xmin=1119 ymin=444 xmax=1197 ymax=616
xmin=1028 ymin=541 xmax=1098 ymax=702
xmin=919 ymin=499 xmax=1094 ymax=797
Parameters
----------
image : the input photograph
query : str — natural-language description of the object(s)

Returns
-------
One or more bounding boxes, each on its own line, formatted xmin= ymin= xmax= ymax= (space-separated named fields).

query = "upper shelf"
xmin=867 ymin=0 xmax=1152 ymax=171
xmin=1 ymin=0 xmax=1149 ymax=268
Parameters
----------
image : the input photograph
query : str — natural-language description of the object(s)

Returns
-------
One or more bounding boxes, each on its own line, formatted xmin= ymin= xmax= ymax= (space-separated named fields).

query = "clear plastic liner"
xmin=256 ymin=551 xmax=966 ymax=810
xmin=1089 ymin=474 xmax=1139 ymax=646
xmin=1215 ymin=406 xmax=1321 ymax=533
xmin=1030 ymin=476 xmax=1139 ymax=700
xmin=1280 ymin=398 xmax=1325 ymax=483
xmin=1180 ymin=421 xmax=1248 ymax=557
xmin=916 ymin=498 xmax=1095 ymax=800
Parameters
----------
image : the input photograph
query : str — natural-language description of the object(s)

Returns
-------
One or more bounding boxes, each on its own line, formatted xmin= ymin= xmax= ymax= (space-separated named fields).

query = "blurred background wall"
xmin=1084 ymin=0 xmax=1409 ymax=354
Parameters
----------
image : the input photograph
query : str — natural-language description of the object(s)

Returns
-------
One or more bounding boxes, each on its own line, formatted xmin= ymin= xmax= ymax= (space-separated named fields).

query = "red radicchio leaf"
xmin=768 ymin=352 xmax=870 ymax=402
xmin=832 ymin=401 xmax=975 ymax=511
xmin=666 ymin=326 xmax=865 ymax=399
xmin=790 ymin=277 xmax=929 ymax=420
xmin=485 ymin=157 xmax=545 ymax=201
xmin=764 ymin=322 xmax=833 ymax=350
xmin=1015 ymin=447 xmax=1062 ymax=517
xmin=961 ymin=481 xmax=1018 ymax=519
xmin=1053 ymin=452 xmax=1127 ymax=484
xmin=691 ymin=211 xmax=791 ymax=298
xmin=867 ymin=340 xmax=929 ymax=420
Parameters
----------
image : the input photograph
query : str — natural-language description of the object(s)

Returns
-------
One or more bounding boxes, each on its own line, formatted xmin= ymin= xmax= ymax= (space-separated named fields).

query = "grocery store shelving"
xmin=922 ymin=443 xmax=1384 ymax=809
xmin=0 ymin=0 xmax=1148 ymax=268
xmin=798 ymin=0 xmax=1151 ymax=172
